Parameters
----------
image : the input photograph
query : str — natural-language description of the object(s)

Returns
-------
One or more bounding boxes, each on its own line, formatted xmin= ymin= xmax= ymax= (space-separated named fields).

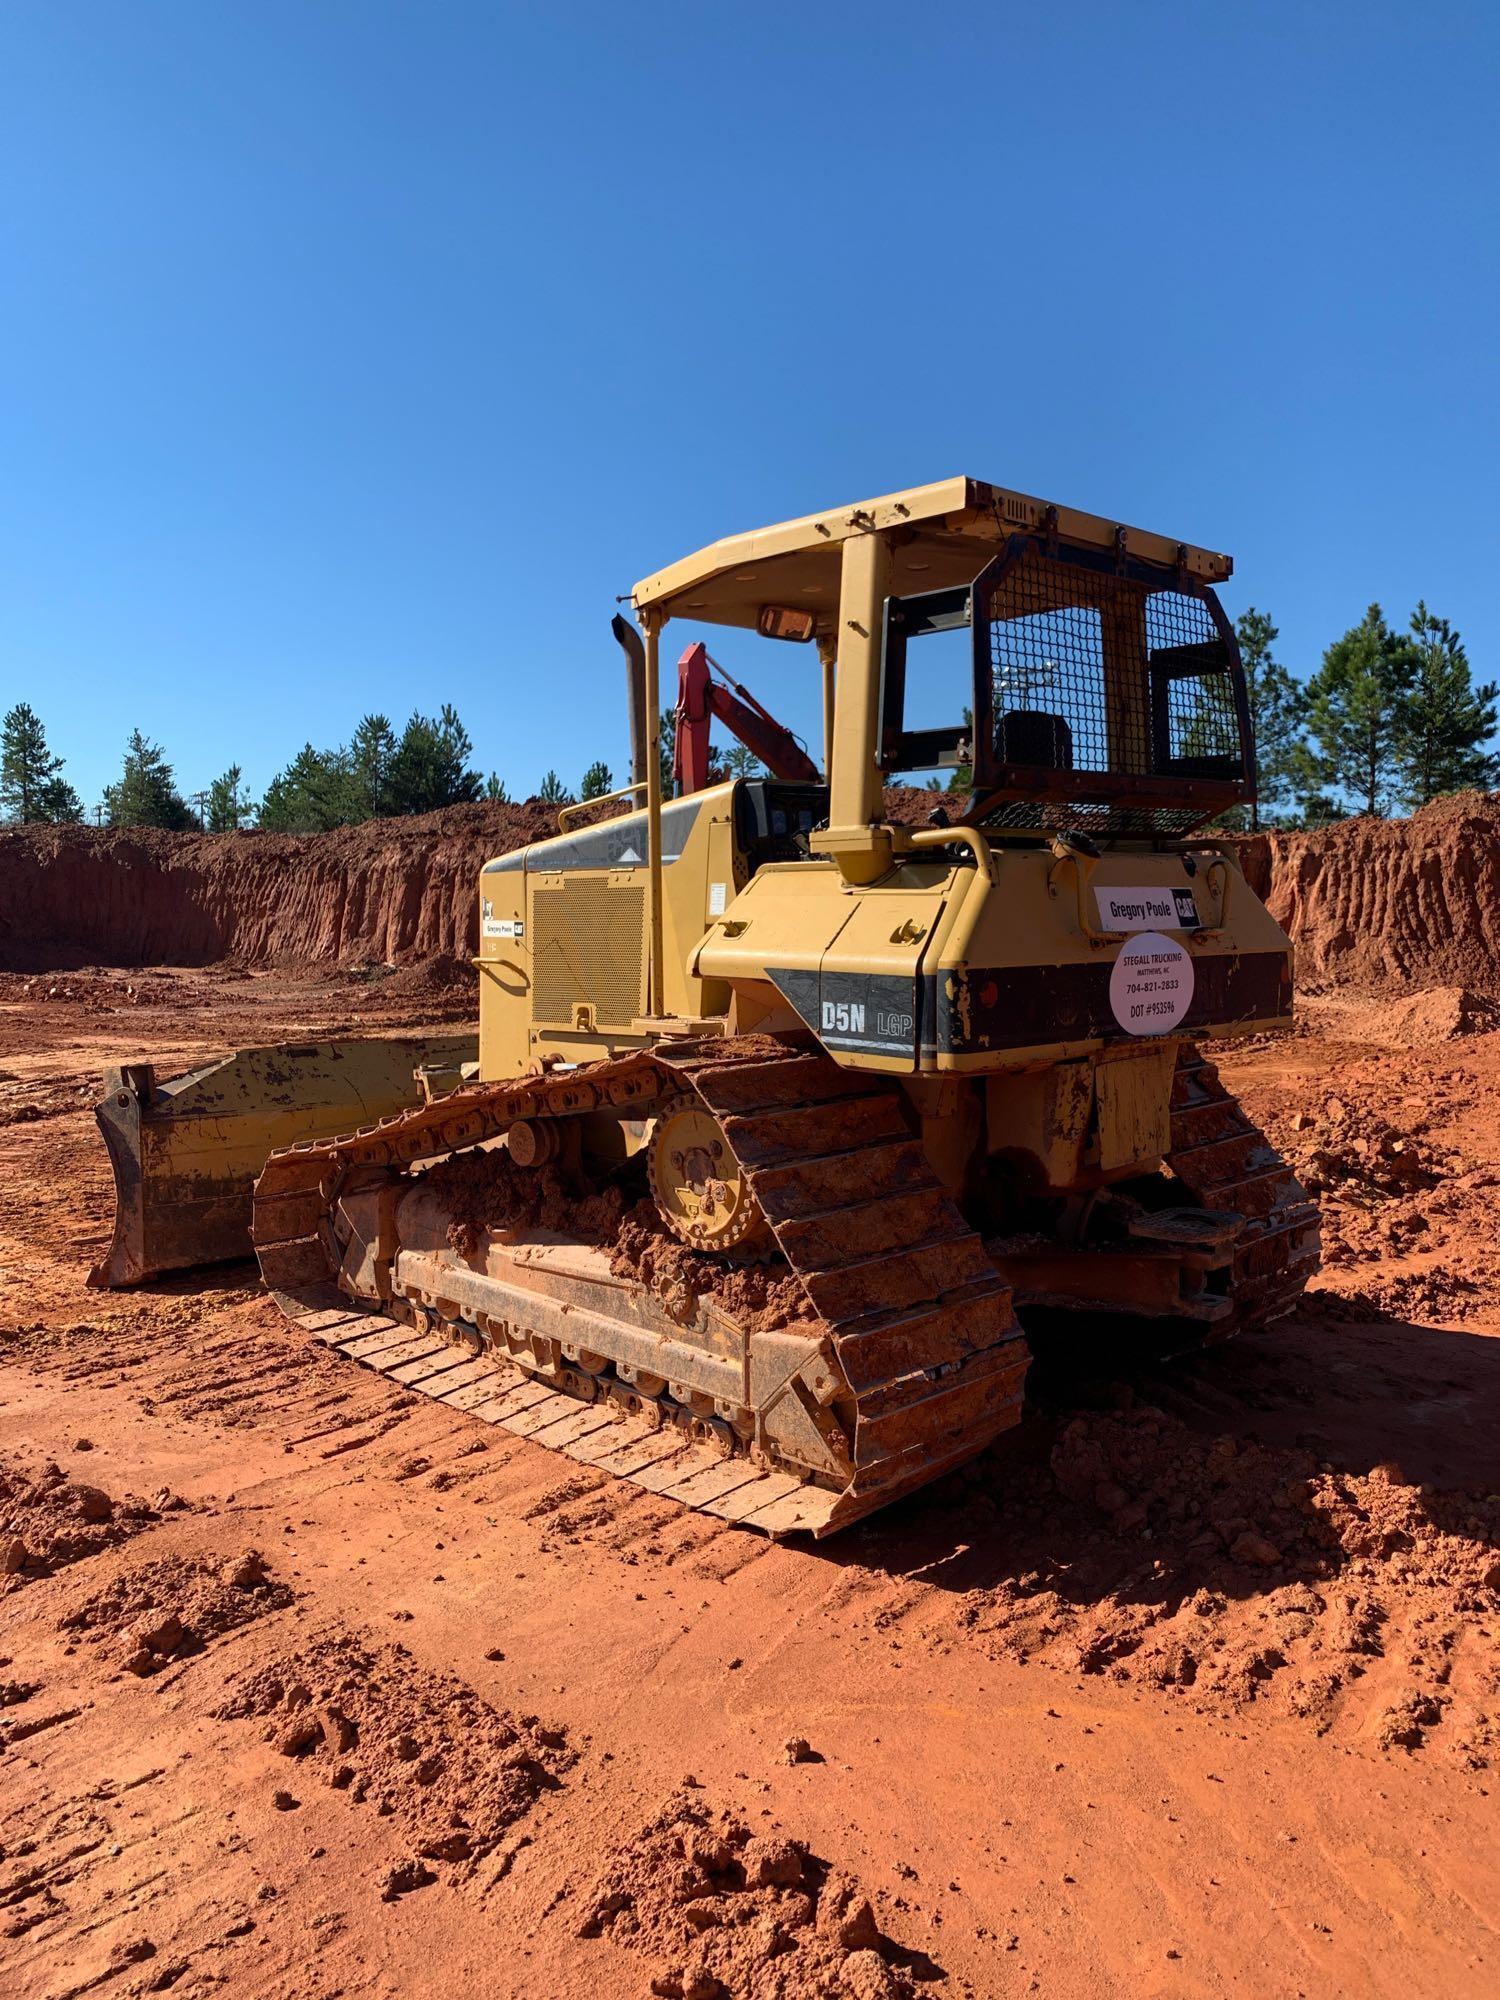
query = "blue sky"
xmin=2 ymin=2 xmax=1496 ymax=812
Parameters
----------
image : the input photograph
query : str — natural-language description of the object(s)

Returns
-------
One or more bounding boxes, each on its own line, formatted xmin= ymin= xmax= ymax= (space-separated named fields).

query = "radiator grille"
xmin=530 ymin=879 xmax=646 ymax=1028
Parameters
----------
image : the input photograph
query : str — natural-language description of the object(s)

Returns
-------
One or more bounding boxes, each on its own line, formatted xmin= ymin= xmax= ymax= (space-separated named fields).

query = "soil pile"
xmin=1307 ymin=986 xmax=1500 ymax=1045
xmin=1237 ymin=790 xmax=1500 ymax=996
xmin=218 ymin=1633 xmax=573 ymax=1878
xmin=953 ymin=1398 xmax=1500 ymax=1760
xmin=578 ymin=1789 xmax=918 ymax=2000
xmin=1253 ymin=1088 xmax=1500 ymax=1317
xmin=58 ymin=1549 xmax=290 ymax=1676
xmin=0 ymin=1454 xmax=176 ymax=1582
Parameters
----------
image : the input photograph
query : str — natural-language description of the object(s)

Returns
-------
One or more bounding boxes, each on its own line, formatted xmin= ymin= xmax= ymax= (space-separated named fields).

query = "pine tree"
xmin=485 ymin=772 xmax=511 ymax=803
xmin=103 ymin=730 xmax=193 ymax=829
xmin=0 ymin=703 xmax=83 ymax=823
xmin=388 ymin=705 xmax=482 ymax=815
xmin=1395 ymin=602 xmax=1499 ymax=807
xmin=1235 ymin=608 xmax=1306 ymax=828
xmin=537 ymin=769 xmax=570 ymax=804
xmin=1299 ymin=605 xmax=1414 ymax=818
xmin=257 ymin=744 xmax=356 ymax=832
xmin=658 ymin=709 xmax=677 ymax=796
xmin=349 ymin=714 xmax=399 ymax=820
xmin=722 ymin=744 xmax=766 ymax=781
xmin=206 ymin=764 xmax=255 ymax=831
xmin=580 ymin=760 xmax=614 ymax=800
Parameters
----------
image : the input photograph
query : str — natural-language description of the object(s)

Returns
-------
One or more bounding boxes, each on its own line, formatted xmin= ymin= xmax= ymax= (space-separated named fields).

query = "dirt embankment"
xmin=7 ymin=785 xmax=1500 ymax=984
xmin=1236 ymin=790 xmax=1500 ymax=996
xmin=0 ymin=789 xmax=953 ymax=975
xmin=0 ymin=801 xmax=562 ymax=971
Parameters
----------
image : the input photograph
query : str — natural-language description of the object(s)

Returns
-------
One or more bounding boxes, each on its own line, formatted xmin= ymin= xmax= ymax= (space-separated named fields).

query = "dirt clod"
xmin=379 ymin=1857 xmax=437 ymax=1901
xmin=840 ymin=1949 xmax=903 ymax=2000
xmin=580 ymin=1792 xmax=913 ymax=1998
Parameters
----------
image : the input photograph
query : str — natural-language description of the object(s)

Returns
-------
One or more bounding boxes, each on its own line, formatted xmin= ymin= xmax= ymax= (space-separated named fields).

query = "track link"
xmin=1167 ymin=1043 xmax=1321 ymax=1334
xmin=252 ymin=1036 xmax=1030 ymax=1537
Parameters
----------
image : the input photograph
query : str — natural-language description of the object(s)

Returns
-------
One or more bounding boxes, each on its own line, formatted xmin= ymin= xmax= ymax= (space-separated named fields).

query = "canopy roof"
xmin=631 ymin=476 xmax=1233 ymax=637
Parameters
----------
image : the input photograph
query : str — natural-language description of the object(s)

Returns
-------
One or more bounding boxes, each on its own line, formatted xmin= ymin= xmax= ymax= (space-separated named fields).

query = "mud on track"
xmin=2 ymin=967 xmax=1498 ymax=1999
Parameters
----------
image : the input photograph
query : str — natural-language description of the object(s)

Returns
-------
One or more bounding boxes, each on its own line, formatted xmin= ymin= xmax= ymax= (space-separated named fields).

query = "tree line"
xmin=937 ymin=601 xmax=1494 ymax=829
xmin=0 ymin=704 xmax=617 ymax=832
xmin=2 ymin=596 xmax=1493 ymax=833
xmin=0 ymin=697 xmax=759 ymax=832
xmin=1230 ymin=601 xmax=1495 ymax=827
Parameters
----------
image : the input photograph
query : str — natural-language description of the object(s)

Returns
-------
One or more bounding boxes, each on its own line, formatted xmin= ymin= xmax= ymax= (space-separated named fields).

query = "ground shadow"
xmin=813 ymin=1300 xmax=1500 ymax=1631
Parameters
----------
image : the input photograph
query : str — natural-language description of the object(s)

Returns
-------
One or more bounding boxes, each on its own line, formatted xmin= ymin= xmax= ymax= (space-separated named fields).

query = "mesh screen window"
xmin=977 ymin=546 xmax=1246 ymax=835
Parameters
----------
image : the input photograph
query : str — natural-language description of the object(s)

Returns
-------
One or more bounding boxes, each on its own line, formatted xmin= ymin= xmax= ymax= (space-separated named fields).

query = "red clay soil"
xmin=3 ymin=968 xmax=1499 ymax=1998
xmin=0 ymin=789 xmax=957 ymax=975
xmin=0 ymin=800 xmax=563 ymax=972
xmin=1237 ymin=789 xmax=1500 ymax=996
xmin=3 ymin=799 xmax=1500 ymax=1997
xmin=6 ymin=786 xmax=1500 ymax=992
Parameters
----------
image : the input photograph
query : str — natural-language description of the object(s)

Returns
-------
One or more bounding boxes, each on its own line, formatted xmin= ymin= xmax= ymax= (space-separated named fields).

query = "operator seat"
xmin=996 ymin=709 xmax=1074 ymax=768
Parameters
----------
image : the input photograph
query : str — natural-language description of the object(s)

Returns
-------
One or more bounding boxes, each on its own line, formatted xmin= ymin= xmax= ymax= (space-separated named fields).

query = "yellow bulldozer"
xmin=95 ymin=477 xmax=1319 ymax=1535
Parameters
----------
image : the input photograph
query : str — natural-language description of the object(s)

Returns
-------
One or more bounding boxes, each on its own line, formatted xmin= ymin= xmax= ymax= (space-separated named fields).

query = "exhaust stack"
xmin=612 ymin=614 xmax=649 ymax=788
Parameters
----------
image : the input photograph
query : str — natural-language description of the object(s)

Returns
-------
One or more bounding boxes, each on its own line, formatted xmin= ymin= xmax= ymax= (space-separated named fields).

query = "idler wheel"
xmin=646 ymin=1095 xmax=768 ymax=1253
xmin=509 ymin=1116 xmax=568 ymax=1168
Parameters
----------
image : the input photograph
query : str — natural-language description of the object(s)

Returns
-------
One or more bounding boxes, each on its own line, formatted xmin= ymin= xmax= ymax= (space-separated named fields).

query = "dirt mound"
xmin=0 ymin=1455 xmax=180 ymax=1583
xmin=1350 ymin=985 xmax=1500 ymax=1043
xmin=952 ymin=1397 xmax=1500 ymax=1760
xmin=578 ymin=1788 xmax=920 ymax=2000
xmin=6 ymin=784 xmax=1499 ymax=991
xmin=57 ymin=1548 xmax=290 ymax=1675
xmin=1250 ymin=1091 xmax=1500 ymax=1315
xmin=218 ymin=1633 xmax=572 ymax=1877
xmin=364 ymin=950 xmax=478 ymax=997
xmin=1237 ymin=790 xmax=1500 ymax=996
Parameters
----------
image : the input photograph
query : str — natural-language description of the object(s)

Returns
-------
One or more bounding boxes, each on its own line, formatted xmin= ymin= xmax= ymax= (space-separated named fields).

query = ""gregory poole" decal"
xmin=1096 ymin=883 xmax=1200 ymax=931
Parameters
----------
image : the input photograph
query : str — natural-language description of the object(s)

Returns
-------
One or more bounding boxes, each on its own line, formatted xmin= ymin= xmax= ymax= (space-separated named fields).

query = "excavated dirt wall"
xmin=1236 ymin=791 xmax=1500 ymax=997
xmin=0 ymin=802 xmax=562 ymax=971
xmin=0 ymin=789 xmax=955 ymax=974
xmin=5 ymin=788 xmax=1500 ymax=988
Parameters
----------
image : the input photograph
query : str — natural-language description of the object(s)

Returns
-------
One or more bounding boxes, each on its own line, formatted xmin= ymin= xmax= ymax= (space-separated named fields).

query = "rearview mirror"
xmin=756 ymin=604 xmax=816 ymax=642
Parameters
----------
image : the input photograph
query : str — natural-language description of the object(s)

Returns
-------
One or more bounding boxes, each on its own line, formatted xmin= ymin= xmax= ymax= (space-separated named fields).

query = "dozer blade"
xmin=90 ymin=1034 xmax=477 ymax=1288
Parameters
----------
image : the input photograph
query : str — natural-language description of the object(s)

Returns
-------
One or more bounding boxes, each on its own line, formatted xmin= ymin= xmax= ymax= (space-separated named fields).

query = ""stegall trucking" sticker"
xmin=1108 ymin=931 xmax=1194 ymax=1035
xmin=1096 ymin=883 xmax=1200 ymax=931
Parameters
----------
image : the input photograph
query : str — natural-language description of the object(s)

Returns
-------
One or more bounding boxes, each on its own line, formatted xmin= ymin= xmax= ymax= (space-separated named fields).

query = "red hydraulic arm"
xmin=672 ymin=642 xmax=821 ymax=795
